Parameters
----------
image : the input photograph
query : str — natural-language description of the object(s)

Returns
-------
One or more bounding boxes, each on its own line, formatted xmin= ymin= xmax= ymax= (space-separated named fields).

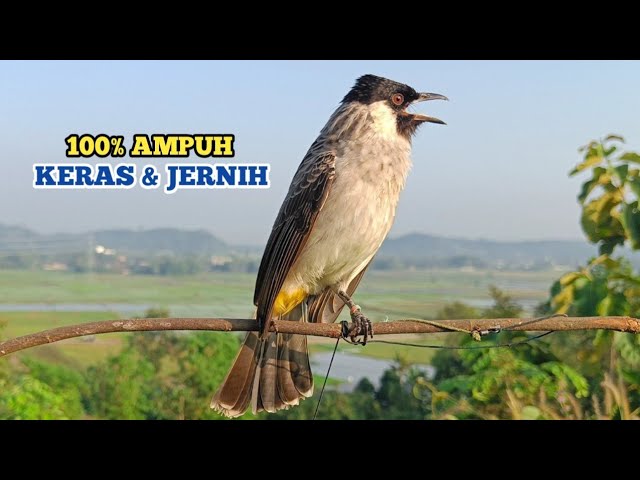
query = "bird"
xmin=211 ymin=74 xmax=447 ymax=417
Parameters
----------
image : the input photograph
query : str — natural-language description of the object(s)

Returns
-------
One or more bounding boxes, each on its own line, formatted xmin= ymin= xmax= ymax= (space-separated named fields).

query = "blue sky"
xmin=1 ymin=60 xmax=639 ymax=244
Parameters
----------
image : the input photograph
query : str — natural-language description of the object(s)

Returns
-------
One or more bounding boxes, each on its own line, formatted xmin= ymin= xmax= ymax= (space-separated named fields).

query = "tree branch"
xmin=1 ymin=316 xmax=639 ymax=358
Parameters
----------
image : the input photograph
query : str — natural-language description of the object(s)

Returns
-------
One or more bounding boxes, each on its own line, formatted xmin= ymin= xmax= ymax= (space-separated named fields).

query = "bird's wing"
xmin=307 ymin=259 xmax=372 ymax=324
xmin=254 ymin=143 xmax=336 ymax=329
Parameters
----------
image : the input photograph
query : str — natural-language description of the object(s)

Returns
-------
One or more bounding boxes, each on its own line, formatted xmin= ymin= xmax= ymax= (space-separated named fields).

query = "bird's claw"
xmin=348 ymin=305 xmax=373 ymax=345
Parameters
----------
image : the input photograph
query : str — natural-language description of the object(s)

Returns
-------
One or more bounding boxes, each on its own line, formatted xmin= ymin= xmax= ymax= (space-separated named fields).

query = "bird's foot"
xmin=349 ymin=305 xmax=373 ymax=345
xmin=337 ymin=290 xmax=373 ymax=345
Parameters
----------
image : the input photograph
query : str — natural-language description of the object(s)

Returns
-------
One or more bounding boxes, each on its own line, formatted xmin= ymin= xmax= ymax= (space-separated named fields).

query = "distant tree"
xmin=85 ymin=348 xmax=156 ymax=419
xmin=483 ymin=285 xmax=523 ymax=318
xmin=84 ymin=307 xmax=240 ymax=419
xmin=436 ymin=301 xmax=480 ymax=320
xmin=21 ymin=359 xmax=86 ymax=419
xmin=167 ymin=332 xmax=240 ymax=419
xmin=427 ymin=287 xmax=589 ymax=419
xmin=274 ymin=363 xmax=429 ymax=420
xmin=143 ymin=307 xmax=170 ymax=319
xmin=0 ymin=323 xmax=88 ymax=420
xmin=0 ymin=376 xmax=75 ymax=420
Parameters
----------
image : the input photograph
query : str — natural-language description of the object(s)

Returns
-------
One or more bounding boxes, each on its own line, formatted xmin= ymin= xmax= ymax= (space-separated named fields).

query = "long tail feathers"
xmin=210 ymin=331 xmax=260 ymax=417
xmin=211 ymin=303 xmax=313 ymax=418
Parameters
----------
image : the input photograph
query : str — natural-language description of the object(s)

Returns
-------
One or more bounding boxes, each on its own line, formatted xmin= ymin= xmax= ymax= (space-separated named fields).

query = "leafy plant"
xmin=570 ymin=135 xmax=640 ymax=255
xmin=547 ymin=134 xmax=640 ymax=417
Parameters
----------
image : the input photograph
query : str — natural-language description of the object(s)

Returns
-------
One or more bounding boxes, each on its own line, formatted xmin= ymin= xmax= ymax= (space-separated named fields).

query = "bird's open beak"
xmin=417 ymin=92 xmax=449 ymax=103
xmin=411 ymin=92 xmax=448 ymax=125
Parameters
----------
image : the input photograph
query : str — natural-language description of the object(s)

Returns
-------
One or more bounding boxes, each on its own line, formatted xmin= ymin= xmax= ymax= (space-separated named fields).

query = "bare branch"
xmin=1 ymin=315 xmax=639 ymax=358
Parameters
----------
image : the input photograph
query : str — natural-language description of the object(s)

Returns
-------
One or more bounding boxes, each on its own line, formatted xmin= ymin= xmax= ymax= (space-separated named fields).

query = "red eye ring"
xmin=391 ymin=93 xmax=404 ymax=106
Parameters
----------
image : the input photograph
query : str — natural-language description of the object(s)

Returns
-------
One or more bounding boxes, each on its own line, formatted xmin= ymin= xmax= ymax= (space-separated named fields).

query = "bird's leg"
xmin=336 ymin=290 xmax=373 ymax=345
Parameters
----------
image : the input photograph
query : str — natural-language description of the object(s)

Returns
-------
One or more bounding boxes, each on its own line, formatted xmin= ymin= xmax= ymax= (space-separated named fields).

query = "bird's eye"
xmin=391 ymin=93 xmax=404 ymax=106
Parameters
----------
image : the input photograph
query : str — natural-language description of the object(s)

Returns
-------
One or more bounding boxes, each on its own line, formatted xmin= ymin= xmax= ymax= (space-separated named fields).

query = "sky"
xmin=1 ymin=60 xmax=639 ymax=245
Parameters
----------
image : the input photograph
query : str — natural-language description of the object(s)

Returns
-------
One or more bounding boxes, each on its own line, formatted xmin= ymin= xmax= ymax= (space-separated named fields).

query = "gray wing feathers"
xmin=254 ymin=145 xmax=336 ymax=328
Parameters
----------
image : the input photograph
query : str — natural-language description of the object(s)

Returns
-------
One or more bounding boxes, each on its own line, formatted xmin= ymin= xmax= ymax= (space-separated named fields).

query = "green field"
xmin=0 ymin=311 xmax=124 ymax=367
xmin=0 ymin=268 xmax=561 ymax=315
xmin=0 ymin=268 xmax=564 ymax=369
xmin=0 ymin=270 xmax=255 ymax=317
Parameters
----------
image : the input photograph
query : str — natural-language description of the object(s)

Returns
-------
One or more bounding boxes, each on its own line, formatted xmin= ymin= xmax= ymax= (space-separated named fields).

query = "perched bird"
xmin=211 ymin=74 xmax=447 ymax=417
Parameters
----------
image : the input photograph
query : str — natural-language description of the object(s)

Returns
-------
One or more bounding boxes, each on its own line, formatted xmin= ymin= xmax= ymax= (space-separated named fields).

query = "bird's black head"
xmin=342 ymin=74 xmax=448 ymax=138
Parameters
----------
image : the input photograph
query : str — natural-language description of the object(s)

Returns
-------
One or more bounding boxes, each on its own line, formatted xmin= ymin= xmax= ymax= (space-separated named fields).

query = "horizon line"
xmin=0 ymin=222 xmax=588 ymax=246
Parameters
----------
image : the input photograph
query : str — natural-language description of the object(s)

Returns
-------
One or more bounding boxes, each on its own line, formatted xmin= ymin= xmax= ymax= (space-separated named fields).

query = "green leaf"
xmin=593 ymin=166 xmax=607 ymax=180
xmin=621 ymin=201 xmax=640 ymax=250
xmin=552 ymin=284 xmax=574 ymax=314
xmin=605 ymin=134 xmax=625 ymax=143
xmin=569 ymin=153 xmax=604 ymax=176
xmin=629 ymin=177 xmax=640 ymax=199
xmin=578 ymin=179 xmax=597 ymax=203
xmin=589 ymin=254 xmax=619 ymax=270
xmin=597 ymin=295 xmax=613 ymax=316
xmin=559 ymin=271 xmax=582 ymax=287
xmin=615 ymin=333 xmax=640 ymax=368
xmin=613 ymin=164 xmax=629 ymax=185
xmin=621 ymin=152 xmax=640 ymax=164
xmin=599 ymin=236 xmax=625 ymax=255
xmin=573 ymin=276 xmax=590 ymax=290
xmin=595 ymin=169 xmax=613 ymax=188
xmin=521 ymin=406 xmax=542 ymax=420
xmin=581 ymin=191 xmax=624 ymax=243
xmin=579 ymin=141 xmax=598 ymax=153
xmin=578 ymin=167 xmax=612 ymax=203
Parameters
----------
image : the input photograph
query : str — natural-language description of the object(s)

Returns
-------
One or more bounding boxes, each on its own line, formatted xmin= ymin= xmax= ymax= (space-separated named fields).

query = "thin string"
xmin=368 ymin=331 xmax=554 ymax=350
xmin=312 ymin=334 xmax=341 ymax=420
xmin=344 ymin=313 xmax=565 ymax=346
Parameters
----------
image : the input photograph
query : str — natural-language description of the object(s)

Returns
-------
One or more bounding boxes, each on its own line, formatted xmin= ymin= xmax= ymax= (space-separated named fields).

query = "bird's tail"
xmin=210 ymin=302 xmax=314 ymax=418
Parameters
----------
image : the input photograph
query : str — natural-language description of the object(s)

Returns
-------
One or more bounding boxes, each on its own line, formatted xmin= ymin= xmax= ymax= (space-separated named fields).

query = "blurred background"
xmin=1 ymin=60 xmax=639 ymax=419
